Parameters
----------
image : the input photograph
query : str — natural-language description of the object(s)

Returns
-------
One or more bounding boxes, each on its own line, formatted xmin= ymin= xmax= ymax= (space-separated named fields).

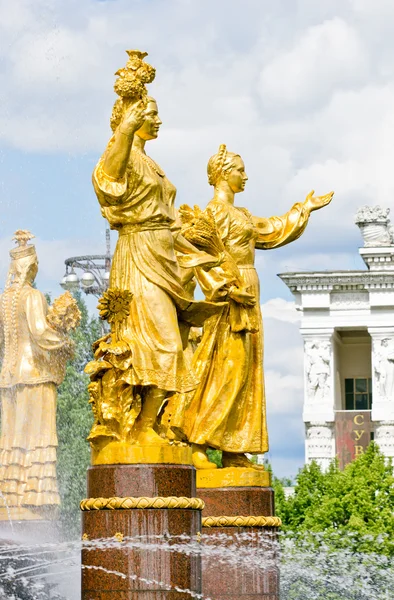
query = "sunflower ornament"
xmin=97 ymin=288 xmax=133 ymax=339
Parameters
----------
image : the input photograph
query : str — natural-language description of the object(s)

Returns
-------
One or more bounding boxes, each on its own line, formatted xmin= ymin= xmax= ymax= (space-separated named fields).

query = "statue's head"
xmin=110 ymin=96 xmax=162 ymax=141
xmin=110 ymin=50 xmax=159 ymax=139
xmin=8 ymin=230 xmax=38 ymax=287
xmin=135 ymin=97 xmax=162 ymax=141
xmin=207 ymin=144 xmax=248 ymax=193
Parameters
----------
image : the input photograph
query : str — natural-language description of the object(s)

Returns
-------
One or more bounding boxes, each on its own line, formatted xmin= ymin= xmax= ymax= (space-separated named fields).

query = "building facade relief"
xmin=280 ymin=205 xmax=394 ymax=469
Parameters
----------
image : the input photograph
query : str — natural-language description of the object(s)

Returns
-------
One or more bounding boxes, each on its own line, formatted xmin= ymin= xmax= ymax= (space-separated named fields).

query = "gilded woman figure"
xmin=177 ymin=145 xmax=333 ymax=469
xmin=91 ymin=51 xmax=217 ymax=448
xmin=0 ymin=232 xmax=78 ymax=517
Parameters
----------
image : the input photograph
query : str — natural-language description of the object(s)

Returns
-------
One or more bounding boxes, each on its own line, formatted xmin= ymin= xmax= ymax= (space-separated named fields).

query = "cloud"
xmin=262 ymin=298 xmax=301 ymax=323
xmin=1 ymin=0 xmax=393 ymax=477
xmin=259 ymin=18 xmax=368 ymax=110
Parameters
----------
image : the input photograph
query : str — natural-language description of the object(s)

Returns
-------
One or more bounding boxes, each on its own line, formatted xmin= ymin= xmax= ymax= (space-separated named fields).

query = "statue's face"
xmin=226 ymin=156 xmax=248 ymax=194
xmin=136 ymin=100 xmax=162 ymax=141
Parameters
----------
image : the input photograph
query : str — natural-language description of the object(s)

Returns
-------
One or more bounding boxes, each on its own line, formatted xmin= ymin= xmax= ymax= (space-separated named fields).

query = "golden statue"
xmin=87 ymin=51 xmax=219 ymax=463
xmin=86 ymin=51 xmax=333 ymax=474
xmin=0 ymin=231 xmax=80 ymax=519
xmin=167 ymin=145 xmax=333 ymax=472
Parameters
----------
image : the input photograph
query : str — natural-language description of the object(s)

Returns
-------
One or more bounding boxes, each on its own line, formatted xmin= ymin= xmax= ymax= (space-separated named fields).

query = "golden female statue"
xmin=174 ymin=145 xmax=333 ymax=470
xmin=0 ymin=231 xmax=79 ymax=518
xmin=89 ymin=51 xmax=218 ymax=453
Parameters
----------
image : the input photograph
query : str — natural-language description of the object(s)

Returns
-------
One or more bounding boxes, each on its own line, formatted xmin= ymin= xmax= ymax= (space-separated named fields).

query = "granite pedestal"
xmin=198 ymin=470 xmax=280 ymax=600
xmin=81 ymin=463 xmax=202 ymax=600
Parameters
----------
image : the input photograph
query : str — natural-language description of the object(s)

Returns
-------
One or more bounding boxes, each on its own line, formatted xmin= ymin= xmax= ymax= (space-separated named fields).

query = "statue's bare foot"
xmin=192 ymin=444 xmax=217 ymax=469
xmin=136 ymin=427 xmax=170 ymax=446
xmin=222 ymin=452 xmax=265 ymax=471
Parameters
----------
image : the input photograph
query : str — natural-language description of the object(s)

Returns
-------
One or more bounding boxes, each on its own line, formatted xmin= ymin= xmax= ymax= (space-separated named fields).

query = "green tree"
xmin=278 ymin=443 xmax=394 ymax=555
xmin=56 ymin=292 xmax=101 ymax=539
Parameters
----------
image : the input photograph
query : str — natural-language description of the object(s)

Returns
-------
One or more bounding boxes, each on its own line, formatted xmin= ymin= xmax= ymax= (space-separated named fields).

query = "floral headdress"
xmin=9 ymin=230 xmax=36 ymax=260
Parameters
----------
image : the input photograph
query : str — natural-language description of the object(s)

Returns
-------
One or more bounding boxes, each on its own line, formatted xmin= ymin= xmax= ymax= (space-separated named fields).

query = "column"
xmin=369 ymin=327 xmax=394 ymax=459
xmin=302 ymin=330 xmax=336 ymax=470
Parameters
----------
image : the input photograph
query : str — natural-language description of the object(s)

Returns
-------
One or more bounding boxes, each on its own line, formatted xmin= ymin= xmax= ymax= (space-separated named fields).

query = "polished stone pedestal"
xmin=81 ymin=463 xmax=202 ymax=600
xmin=199 ymin=482 xmax=280 ymax=600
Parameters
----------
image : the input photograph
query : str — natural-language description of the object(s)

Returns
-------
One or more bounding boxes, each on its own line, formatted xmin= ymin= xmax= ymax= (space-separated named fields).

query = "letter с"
xmin=354 ymin=414 xmax=365 ymax=426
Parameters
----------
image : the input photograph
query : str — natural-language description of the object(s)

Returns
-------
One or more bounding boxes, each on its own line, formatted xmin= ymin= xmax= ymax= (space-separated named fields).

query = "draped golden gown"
xmin=179 ymin=199 xmax=311 ymax=454
xmin=93 ymin=145 xmax=216 ymax=395
xmin=0 ymin=286 xmax=68 ymax=508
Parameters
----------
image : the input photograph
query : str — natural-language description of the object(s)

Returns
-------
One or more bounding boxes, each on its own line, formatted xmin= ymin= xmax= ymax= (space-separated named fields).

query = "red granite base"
xmin=82 ymin=464 xmax=201 ymax=600
xmin=199 ymin=486 xmax=280 ymax=600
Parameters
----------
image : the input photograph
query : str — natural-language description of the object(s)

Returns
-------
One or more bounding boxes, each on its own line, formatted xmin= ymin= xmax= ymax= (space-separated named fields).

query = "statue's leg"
xmin=135 ymin=387 xmax=169 ymax=446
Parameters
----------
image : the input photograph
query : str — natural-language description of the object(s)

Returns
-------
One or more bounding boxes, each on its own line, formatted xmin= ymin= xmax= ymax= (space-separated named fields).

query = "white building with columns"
xmin=280 ymin=206 xmax=394 ymax=470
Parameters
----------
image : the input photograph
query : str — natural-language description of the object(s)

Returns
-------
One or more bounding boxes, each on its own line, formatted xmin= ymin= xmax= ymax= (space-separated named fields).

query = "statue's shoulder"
xmin=207 ymin=199 xmax=231 ymax=216
xmin=21 ymin=286 xmax=46 ymax=305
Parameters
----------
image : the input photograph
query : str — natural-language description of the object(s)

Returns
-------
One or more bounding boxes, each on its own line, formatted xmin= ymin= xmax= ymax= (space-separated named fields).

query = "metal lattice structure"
xmin=60 ymin=229 xmax=112 ymax=298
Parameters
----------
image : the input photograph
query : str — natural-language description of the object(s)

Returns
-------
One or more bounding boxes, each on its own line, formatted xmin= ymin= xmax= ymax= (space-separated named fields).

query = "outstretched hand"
xmin=303 ymin=190 xmax=334 ymax=213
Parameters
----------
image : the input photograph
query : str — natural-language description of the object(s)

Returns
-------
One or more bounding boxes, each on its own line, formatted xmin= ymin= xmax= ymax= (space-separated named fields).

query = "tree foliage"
xmin=273 ymin=443 xmax=394 ymax=555
xmin=56 ymin=293 xmax=101 ymax=539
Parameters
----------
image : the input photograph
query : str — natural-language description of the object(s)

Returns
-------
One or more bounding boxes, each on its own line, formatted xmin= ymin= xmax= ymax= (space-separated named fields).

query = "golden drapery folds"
xmin=93 ymin=151 xmax=199 ymax=393
xmin=170 ymin=199 xmax=311 ymax=454
xmin=88 ymin=143 xmax=221 ymax=455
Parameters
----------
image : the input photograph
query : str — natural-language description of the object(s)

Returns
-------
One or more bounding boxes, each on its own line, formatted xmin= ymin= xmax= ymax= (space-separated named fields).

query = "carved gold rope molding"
xmin=202 ymin=515 xmax=282 ymax=528
xmin=80 ymin=496 xmax=205 ymax=511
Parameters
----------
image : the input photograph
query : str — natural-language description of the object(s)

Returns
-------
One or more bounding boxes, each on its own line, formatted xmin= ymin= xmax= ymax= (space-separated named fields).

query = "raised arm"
xmin=92 ymin=100 xmax=146 ymax=208
xmin=254 ymin=190 xmax=333 ymax=250
xmin=103 ymin=99 xmax=146 ymax=181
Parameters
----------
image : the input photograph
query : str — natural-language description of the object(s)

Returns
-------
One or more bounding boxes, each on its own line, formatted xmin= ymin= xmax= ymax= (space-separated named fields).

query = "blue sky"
xmin=1 ymin=0 xmax=393 ymax=477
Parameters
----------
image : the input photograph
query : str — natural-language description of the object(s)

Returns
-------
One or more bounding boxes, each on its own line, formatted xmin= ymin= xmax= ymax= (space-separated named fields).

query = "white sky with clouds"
xmin=0 ymin=0 xmax=393 ymax=477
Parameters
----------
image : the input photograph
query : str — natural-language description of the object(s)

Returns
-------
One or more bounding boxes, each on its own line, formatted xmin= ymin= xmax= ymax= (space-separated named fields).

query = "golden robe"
xmin=0 ymin=285 xmax=68 ymax=507
xmin=179 ymin=199 xmax=310 ymax=453
xmin=93 ymin=146 xmax=216 ymax=394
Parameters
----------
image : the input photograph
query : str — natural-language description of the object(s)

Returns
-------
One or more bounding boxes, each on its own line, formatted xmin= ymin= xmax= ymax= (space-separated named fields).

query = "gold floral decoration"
xmin=114 ymin=50 xmax=156 ymax=100
xmin=98 ymin=288 xmax=133 ymax=341
xmin=98 ymin=288 xmax=133 ymax=324
xmin=47 ymin=291 xmax=81 ymax=333
xmin=12 ymin=230 xmax=35 ymax=247
xmin=85 ymin=289 xmax=139 ymax=448
xmin=110 ymin=50 xmax=156 ymax=132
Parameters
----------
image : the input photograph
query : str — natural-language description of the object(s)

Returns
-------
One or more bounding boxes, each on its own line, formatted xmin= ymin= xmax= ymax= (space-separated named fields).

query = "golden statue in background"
xmin=87 ymin=51 xmax=333 ymax=472
xmin=0 ymin=231 xmax=80 ymax=520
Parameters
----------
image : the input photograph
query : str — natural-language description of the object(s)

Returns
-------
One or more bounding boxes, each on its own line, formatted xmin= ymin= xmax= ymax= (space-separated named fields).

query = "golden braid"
xmin=207 ymin=144 xmax=228 ymax=186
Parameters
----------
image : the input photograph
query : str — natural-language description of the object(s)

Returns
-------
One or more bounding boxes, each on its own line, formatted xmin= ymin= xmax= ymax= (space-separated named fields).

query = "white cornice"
xmin=279 ymin=270 xmax=394 ymax=292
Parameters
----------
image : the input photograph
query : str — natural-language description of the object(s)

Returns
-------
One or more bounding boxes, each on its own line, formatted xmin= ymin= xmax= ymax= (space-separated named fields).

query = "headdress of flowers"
xmin=12 ymin=230 xmax=35 ymax=247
